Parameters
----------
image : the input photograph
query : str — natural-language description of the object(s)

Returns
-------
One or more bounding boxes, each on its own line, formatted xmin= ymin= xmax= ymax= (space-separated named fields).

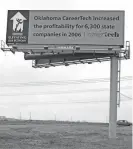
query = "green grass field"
xmin=0 ymin=121 xmax=132 ymax=149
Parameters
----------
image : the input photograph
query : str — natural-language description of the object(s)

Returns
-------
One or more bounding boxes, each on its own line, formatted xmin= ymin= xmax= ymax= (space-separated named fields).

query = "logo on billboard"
xmin=10 ymin=12 xmax=27 ymax=35
xmin=6 ymin=10 xmax=29 ymax=45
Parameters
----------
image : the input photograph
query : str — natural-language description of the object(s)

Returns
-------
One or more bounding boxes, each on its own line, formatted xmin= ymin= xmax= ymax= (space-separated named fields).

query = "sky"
xmin=0 ymin=0 xmax=132 ymax=122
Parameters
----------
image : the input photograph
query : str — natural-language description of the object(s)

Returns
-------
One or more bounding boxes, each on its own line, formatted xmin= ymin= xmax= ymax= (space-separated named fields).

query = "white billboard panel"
xmin=6 ymin=10 xmax=124 ymax=47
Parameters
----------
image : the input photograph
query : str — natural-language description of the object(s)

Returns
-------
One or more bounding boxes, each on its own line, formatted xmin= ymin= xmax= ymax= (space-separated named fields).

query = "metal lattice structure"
xmin=0 ymin=40 xmax=130 ymax=68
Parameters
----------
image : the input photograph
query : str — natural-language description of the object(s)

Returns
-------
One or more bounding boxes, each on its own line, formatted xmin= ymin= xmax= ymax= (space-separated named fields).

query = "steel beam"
xmin=109 ymin=56 xmax=118 ymax=138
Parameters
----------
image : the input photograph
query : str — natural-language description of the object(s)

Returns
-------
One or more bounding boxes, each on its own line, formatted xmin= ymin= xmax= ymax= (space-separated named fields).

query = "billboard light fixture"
xmin=75 ymin=46 xmax=80 ymax=50
xmin=44 ymin=46 xmax=48 ymax=50
xmin=52 ymin=50 xmax=55 ymax=54
xmin=12 ymin=45 xmax=17 ymax=49
xmin=65 ymin=63 xmax=69 ymax=66
xmin=72 ymin=50 xmax=75 ymax=55
xmin=45 ymin=66 xmax=49 ymax=68
xmin=96 ymin=58 xmax=101 ymax=63
xmin=30 ymin=50 xmax=34 ymax=54
xmin=79 ymin=60 xmax=85 ymax=64
xmin=108 ymin=48 xmax=113 ymax=51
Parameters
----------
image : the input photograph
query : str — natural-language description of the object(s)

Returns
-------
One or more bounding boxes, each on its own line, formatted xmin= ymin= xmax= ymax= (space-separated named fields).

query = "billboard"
xmin=6 ymin=10 xmax=124 ymax=47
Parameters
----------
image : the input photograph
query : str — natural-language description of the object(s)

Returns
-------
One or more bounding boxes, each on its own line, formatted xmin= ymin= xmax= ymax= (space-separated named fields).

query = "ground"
xmin=0 ymin=121 xmax=132 ymax=149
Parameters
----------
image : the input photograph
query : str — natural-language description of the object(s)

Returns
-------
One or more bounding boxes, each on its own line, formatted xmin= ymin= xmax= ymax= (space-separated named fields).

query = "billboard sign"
xmin=6 ymin=10 xmax=124 ymax=47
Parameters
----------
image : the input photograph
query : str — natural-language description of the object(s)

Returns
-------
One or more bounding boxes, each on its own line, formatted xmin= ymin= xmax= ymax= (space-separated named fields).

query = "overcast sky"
xmin=0 ymin=0 xmax=132 ymax=122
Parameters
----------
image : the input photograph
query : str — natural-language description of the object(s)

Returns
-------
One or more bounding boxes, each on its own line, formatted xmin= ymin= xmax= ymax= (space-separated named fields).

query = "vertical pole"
xmin=20 ymin=112 xmax=21 ymax=120
xmin=54 ymin=114 xmax=56 ymax=121
xmin=29 ymin=112 xmax=31 ymax=121
xmin=71 ymin=116 xmax=72 ymax=122
xmin=109 ymin=56 xmax=118 ymax=138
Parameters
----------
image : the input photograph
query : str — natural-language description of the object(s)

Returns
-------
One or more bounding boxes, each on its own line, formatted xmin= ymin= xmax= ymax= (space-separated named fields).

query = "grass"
xmin=0 ymin=121 xmax=132 ymax=149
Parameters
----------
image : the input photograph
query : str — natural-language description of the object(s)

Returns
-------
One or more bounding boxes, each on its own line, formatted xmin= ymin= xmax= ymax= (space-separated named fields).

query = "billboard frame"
xmin=6 ymin=10 xmax=125 ymax=47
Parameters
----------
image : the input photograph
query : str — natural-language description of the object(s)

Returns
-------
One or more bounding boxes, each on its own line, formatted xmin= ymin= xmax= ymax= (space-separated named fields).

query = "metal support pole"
xmin=109 ymin=56 xmax=118 ymax=138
